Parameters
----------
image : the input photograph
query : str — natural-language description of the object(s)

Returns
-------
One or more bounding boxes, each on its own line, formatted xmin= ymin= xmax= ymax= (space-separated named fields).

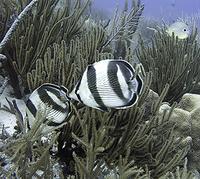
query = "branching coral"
xmin=26 ymin=35 xmax=112 ymax=91
xmin=0 ymin=0 xmax=17 ymax=42
xmin=137 ymin=30 xmax=200 ymax=103
xmin=0 ymin=109 xmax=62 ymax=178
xmin=0 ymin=0 xmax=196 ymax=178
xmin=1 ymin=0 xmax=90 ymax=97
xmin=159 ymin=158 xmax=195 ymax=179
xmin=103 ymin=0 xmax=144 ymax=59
xmin=0 ymin=0 xmax=39 ymax=98
xmin=22 ymin=0 xmax=144 ymax=93
xmin=52 ymin=75 xmax=190 ymax=178
xmin=1 ymin=0 xmax=144 ymax=97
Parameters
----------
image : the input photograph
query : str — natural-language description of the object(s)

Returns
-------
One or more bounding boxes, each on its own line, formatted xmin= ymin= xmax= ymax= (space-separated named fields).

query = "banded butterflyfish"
xmin=69 ymin=59 xmax=143 ymax=112
xmin=26 ymin=83 xmax=71 ymax=132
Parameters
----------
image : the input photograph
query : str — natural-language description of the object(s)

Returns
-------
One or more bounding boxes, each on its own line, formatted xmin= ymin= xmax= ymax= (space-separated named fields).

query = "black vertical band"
xmin=26 ymin=99 xmax=37 ymax=117
xmin=107 ymin=61 xmax=126 ymax=101
xmin=87 ymin=65 xmax=106 ymax=108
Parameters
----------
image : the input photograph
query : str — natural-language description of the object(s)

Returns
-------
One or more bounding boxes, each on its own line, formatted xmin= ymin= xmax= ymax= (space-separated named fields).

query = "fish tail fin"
xmin=128 ymin=78 xmax=138 ymax=93
xmin=128 ymin=74 xmax=143 ymax=95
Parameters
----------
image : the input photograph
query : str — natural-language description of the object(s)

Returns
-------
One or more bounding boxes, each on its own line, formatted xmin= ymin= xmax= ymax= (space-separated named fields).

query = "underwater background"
xmin=0 ymin=0 xmax=200 ymax=178
xmin=93 ymin=0 xmax=200 ymax=21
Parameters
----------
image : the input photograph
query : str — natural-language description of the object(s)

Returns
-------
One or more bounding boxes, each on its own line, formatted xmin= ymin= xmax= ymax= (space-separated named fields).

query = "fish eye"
xmin=183 ymin=28 xmax=187 ymax=31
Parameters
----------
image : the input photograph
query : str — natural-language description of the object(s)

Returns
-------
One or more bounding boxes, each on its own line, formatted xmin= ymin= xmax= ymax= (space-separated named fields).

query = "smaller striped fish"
xmin=69 ymin=59 xmax=143 ymax=111
xmin=26 ymin=83 xmax=71 ymax=131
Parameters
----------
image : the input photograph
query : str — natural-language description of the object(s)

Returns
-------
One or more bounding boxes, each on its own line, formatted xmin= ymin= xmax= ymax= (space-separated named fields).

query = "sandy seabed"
xmin=0 ymin=82 xmax=26 ymax=136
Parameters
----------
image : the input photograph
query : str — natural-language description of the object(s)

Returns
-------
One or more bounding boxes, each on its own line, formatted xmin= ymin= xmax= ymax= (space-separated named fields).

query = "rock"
xmin=171 ymin=108 xmax=192 ymax=137
xmin=178 ymin=93 xmax=200 ymax=112
xmin=159 ymin=93 xmax=200 ymax=173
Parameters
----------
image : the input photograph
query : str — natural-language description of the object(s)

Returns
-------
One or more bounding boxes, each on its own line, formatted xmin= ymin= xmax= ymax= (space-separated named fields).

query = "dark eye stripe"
xmin=75 ymin=80 xmax=83 ymax=103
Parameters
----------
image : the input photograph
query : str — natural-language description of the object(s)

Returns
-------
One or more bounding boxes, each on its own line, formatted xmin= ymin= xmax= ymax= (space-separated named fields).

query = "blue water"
xmin=93 ymin=0 xmax=200 ymax=22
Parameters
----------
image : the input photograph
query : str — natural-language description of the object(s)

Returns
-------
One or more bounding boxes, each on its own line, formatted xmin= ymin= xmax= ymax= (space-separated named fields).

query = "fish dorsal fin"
xmin=39 ymin=84 xmax=61 ymax=97
xmin=40 ymin=83 xmax=60 ymax=90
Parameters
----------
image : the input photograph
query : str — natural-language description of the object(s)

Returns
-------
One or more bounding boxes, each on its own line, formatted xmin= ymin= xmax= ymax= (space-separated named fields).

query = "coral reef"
xmin=0 ymin=0 xmax=199 ymax=178
xmin=159 ymin=158 xmax=195 ymax=179
xmin=1 ymin=0 xmax=90 ymax=97
xmin=0 ymin=0 xmax=16 ymax=42
xmin=1 ymin=76 xmax=191 ymax=178
xmin=137 ymin=29 xmax=200 ymax=103
xmin=26 ymin=27 xmax=110 ymax=92
xmin=177 ymin=93 xmax=200 ymax=174
xmin=159 ymin=93 xmax=200 ymax=175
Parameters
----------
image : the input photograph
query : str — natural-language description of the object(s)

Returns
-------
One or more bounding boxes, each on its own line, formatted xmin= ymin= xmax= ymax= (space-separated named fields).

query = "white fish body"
xmin=166 ymin=21 xmax=191 ymax=39
xmin=70 ymin=59 xmax=143 ymax=111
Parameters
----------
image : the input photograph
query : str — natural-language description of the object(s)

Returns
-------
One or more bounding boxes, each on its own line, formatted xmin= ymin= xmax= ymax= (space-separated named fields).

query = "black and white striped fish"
xmin=26 ymin=83 xmax=71 ymax=130
xmin=69 ymin=59 xmax=143 ymax=111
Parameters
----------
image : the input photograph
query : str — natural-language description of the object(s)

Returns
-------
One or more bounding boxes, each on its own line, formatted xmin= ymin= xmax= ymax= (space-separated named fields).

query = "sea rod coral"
xmin=0 ymin=0 xmax=197 ymax=178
